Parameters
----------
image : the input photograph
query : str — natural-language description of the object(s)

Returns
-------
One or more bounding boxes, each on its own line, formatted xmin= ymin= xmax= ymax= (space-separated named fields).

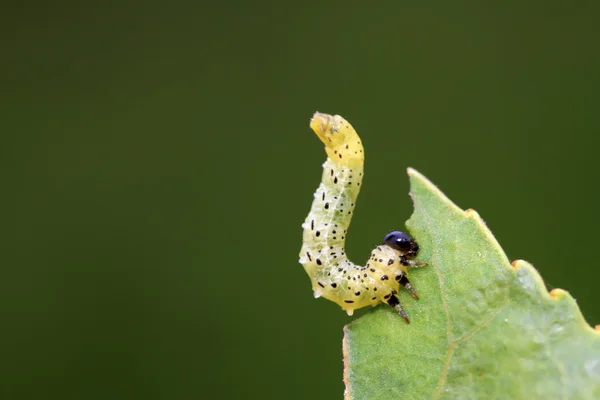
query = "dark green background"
xmin=2 ymin=2 xmax=599 ymax=399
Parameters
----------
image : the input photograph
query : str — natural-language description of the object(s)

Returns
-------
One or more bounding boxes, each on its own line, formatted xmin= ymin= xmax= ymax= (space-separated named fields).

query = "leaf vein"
xmin=413 ymin=196 xmax=453 ymax=400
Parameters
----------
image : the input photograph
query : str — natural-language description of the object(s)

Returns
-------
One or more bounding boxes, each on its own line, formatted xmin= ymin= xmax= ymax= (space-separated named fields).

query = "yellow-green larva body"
xmin=299 ymin=113 xmax=425 ymax=319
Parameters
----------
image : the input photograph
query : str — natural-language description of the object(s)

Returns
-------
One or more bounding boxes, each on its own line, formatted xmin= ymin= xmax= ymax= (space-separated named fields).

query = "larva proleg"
xmin=299 ymin=112 xmax=426 ymax=321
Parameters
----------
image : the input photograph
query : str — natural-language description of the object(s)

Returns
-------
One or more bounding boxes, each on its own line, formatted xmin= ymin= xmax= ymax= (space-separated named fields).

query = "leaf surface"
xmin=343 ymin=168 xmax=600 ymax=400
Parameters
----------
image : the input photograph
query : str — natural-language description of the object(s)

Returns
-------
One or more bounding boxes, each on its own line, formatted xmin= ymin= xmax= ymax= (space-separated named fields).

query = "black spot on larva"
xmin=344 ymin=300 xmax=354 ymax=303
xmin=316 ymin=231 xmax=320 ymax=237
xmin=330 ymin=246 xmax=334 ymax=249
xmin=345 ymin=144 xmax=349 ymax=149
xmin=381 ymin=275 xmax=389 ymax=281
xmin=370 ymin=268 xmax=376 ymax=272
xmin=372 ymin=297 xmax=377 ymax=300
xmin=384 ymin=294 xmax=391 ymax=300
xmin=332 ymin=230 xmax=336 ymax=234
xmin=334 ymin=150 xmax=337 ymax=154
xmin=378 ymin=258 xmax=383 ymax=262
xmin=333 ymin=176 xmax=338 ymax=184
xmin=318 ymin=282 xmax=324 ymax=288
xmin=355 ymin=291 xmax=360 ymax=296
xmin=316 ymin=259 xmax=322 ymax=265
xmin=331 ymin=283 xmax=337 ymax=288
xmin=322 ymin=192 xmax=325 ymax=201
xmin=338 ymin=268 xmax=343 ymax=272
xmin=363 ymin=273 xmax=367 ymax=277
xmin=324 ymin=203 xmax=329 ymax=209
xmin=388 ymin=259 xmax=394 ymax=266
xmin=306 ymin=252 xmax=312 ymax=261
xmin=311 ymin=220 xmax=314 ymax=230
xmin=339 ymin=154 xmax=342 ymax=159
xmin=374 ymin=288 xmax=378 ymax=291
xmin=330 ymin=169 xmax=334 ymax=176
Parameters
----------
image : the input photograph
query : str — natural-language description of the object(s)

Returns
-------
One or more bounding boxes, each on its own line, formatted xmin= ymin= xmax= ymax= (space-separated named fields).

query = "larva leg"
xmin=397 ymin=274 xmax=419 ymax=300
xmin=400 ymin=255 xmax=427 ymax=268
xmin=386 ymin=293 xmax=410 ymax=323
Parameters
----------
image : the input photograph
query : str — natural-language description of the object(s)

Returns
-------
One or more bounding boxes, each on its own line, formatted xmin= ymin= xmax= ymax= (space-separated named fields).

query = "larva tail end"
xmin=310 ymin=112 xmax=335 ymax=138
xmin=310 ymin=112 xmax=364 ymax=166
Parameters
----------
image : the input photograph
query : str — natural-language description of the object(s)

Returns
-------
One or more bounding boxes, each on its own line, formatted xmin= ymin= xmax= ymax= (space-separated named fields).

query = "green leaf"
xmin=343 ymin=168 xmax=600 ymax=400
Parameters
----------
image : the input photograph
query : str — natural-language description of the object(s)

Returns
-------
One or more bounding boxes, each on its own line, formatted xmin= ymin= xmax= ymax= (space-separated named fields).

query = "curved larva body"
xmin=299 ymin=112 xmax=425 ymax=320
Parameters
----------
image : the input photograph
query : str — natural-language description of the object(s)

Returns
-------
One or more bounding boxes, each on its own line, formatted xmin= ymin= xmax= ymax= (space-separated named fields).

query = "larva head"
xmin=310 ymin=112 xmax=364 ymax=167
xmin=382 ymin=231 xmax=420 ymax=258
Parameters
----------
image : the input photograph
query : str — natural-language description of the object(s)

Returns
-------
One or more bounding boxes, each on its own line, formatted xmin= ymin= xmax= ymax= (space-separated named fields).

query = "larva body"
xmin=299 ymin=113 xmax=425 ymax=321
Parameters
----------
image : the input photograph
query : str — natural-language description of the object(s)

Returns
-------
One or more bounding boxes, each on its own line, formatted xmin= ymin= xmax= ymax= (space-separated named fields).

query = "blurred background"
xmin=2 ymin=1 xmax=599 ymax=399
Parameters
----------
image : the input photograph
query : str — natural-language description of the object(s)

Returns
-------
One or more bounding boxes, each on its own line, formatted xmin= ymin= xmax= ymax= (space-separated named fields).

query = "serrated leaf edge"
xmin=405 ymin=167 xmax=598 ymax=336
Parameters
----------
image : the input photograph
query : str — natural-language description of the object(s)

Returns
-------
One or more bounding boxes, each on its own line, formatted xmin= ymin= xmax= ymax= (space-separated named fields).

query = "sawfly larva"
xmin=298 ymin=112 xmax=426 ymax=322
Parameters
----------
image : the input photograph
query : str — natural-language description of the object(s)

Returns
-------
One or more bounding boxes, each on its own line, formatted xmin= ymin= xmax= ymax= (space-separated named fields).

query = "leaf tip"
xmin=405 ymin=167 xmax=465 ymax=220
xmin=406 ymin=167 xmax=428 ymax=186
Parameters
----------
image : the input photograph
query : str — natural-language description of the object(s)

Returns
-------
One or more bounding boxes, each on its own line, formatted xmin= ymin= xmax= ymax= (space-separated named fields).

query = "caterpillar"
xmin=298 ymin=112 xmax=426 ymax=322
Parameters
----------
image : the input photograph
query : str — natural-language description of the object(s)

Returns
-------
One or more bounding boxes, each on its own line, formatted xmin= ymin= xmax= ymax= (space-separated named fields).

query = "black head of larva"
xmin=382 ymin=231 xmax=419 ymax=257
